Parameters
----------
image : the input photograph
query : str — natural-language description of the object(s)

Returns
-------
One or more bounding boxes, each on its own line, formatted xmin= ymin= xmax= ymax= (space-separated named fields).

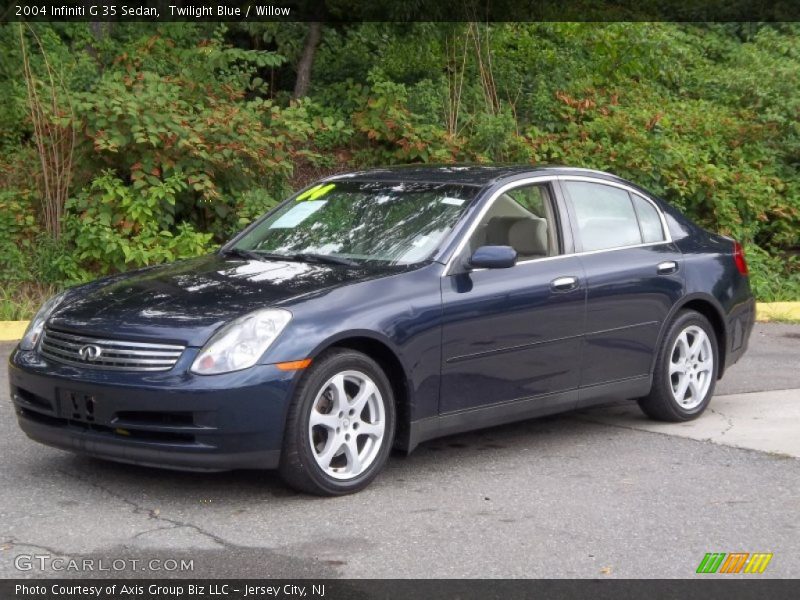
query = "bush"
xmin=0 ymin=22 xmax=798 ymax=307
xmin=64 ymin=172 xmax=214 ymax=274
xmin=0 ymin=191 xmax=39 ymax=285
xmin=744 ymin=245 xmax=800 ymax=302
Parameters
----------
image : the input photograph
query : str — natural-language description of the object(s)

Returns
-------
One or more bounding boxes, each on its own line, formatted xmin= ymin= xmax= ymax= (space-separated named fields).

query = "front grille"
xmin=40 ymin=328 xmax=185 ymax=372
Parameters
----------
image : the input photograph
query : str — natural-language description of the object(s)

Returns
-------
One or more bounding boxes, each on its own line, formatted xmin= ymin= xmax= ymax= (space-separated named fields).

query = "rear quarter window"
xmin=631 ymin=194 xmax=666 ymax=243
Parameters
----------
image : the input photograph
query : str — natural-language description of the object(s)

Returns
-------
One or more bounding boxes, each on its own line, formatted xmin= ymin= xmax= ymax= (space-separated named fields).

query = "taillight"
xmin=733 ymin=241 xmax=749 ymax=276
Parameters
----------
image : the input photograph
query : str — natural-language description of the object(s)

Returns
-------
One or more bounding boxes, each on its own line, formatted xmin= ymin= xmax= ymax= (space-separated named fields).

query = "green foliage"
xmin=70 ymin=36 xmax=297 ymax=235
xmin=1 ymin=21 xmax=799 ymax=305
xmin=232 ymin=188 xmax=282 ymax=227
xmin=65 ymin=172 xmax=213 ymax=274
xmin=351 ymin=74 xmax=467 ymax=164
xmin=468 ymin=110 xmax=531 ymax=163
xmin=0 ymin=285 xmax=59 ymax=320
xmin=0 ymin=190 xmax=84 ymax=293
xmin=744 ymin=246 xmax=800 ymax=302
xmin=0 ymin=191 xmax=39 ymax=284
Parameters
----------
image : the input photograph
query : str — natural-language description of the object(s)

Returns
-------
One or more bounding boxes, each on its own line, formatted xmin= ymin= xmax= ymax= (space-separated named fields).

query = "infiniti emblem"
xmin=78 ymin=344 xmax=103 ymax=361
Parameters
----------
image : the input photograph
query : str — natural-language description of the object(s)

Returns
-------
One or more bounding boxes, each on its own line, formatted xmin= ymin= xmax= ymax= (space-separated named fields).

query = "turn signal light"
xmin=276 ymin=358 xmax=313 ymax=371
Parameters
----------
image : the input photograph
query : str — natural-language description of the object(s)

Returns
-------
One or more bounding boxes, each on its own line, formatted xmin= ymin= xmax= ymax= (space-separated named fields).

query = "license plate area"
xmin=58 ymin=389 xmax=99 ymax=423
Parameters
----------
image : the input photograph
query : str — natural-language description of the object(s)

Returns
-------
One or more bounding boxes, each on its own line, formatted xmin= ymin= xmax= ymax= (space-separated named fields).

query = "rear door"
xmin=560 ymin=177 xmax=684 ymax=388
xmin=439 ymin=179 xmax=586 ymax=414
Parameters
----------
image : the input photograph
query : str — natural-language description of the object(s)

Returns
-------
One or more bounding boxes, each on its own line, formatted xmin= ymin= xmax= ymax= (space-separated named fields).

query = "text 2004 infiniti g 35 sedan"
xmin=9 ymin=166 xmax=755 ymax=495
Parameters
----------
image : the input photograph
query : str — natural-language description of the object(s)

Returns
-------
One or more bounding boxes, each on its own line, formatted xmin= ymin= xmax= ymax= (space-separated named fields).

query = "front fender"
xmin=257 ymin=263 xmax=445 ymax=425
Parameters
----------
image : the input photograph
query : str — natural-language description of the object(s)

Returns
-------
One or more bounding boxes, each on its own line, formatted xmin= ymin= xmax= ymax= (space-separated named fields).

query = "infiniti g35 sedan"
xmin=9 ymin=166 xmax=755 ymax=495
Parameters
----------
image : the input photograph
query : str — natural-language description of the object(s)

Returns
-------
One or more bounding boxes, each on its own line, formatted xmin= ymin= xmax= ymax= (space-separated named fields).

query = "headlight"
xmin=19 ymin=291 xmax=68 ymax=351
xmin=191 ymin=308 xmax=292 ymax=375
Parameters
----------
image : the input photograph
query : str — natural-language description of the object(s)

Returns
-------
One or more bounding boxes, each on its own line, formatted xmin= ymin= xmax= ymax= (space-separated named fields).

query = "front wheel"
xmin=279 ymin=349 xmax=395 ymax=495
xmin=638 ymin=310 xmax=718 ymax=422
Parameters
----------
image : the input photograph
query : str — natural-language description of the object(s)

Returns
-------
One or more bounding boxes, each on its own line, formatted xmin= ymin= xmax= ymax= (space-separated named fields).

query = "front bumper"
xmin=8 ymin=348 xmax=297 ymax=471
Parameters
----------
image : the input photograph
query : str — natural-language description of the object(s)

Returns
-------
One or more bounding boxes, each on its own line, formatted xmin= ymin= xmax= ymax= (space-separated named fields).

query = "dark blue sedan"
xmin=9 ymin=166 xmax=755 ymax=495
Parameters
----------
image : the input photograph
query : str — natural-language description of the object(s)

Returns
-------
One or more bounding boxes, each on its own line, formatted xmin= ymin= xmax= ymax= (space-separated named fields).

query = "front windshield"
xmin=232 ymin=180 xmax=478 ymax=265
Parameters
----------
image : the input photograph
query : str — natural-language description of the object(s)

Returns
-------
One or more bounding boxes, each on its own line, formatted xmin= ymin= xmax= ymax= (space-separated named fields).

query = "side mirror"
xmin=468 ymin=245 xmax=517 ymax=270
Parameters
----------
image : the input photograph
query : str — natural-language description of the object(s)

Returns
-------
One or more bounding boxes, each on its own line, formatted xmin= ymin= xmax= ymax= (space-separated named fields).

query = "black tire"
xmin=638 ymin=310 xmax=719 ymax=422
xmin=279 ymin=348 xmax=395 ymax=496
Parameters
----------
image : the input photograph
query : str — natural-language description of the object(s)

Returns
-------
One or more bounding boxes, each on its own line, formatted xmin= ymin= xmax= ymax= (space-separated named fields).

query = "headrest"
xmin=508 ymin=218 xmax=548 ymax=256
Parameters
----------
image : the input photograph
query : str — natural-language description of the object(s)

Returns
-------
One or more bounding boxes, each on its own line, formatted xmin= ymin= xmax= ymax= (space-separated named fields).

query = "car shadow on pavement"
xmin=36 ymin=409 xmax=620 ymax=501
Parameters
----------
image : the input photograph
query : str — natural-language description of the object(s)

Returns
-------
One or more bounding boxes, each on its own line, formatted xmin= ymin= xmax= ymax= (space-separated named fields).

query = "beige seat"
xmin=508 ymin=218 xmax=548 ymax=259
xmin=484 ymin=217 xmax=521 ymax=246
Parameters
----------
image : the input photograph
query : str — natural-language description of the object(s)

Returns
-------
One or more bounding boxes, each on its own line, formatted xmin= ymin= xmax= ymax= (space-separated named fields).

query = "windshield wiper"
xmin=289 ymin=252 xmax=360 ymax=267
xmin=220 ymin=247 xmax=266 ymax=261
xmin=221 ymin=248 xmax=359 ymax=267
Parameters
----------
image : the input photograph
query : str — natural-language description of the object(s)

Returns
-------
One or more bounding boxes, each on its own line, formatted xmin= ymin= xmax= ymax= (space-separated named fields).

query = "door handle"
xmin=551 ymin=276 xmax=578 ymax=292
xmin=657 ymin=261 xmax=678 ymax=275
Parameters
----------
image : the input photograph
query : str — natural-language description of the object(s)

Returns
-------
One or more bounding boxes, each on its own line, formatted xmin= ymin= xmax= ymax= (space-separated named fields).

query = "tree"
xmin=18 ymin=24 xmax=76 ymax=240
xmin=293 ymin=22 xmax=323 ymax=99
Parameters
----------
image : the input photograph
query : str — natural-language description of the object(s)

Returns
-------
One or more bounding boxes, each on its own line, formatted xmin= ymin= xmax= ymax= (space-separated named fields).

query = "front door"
xmin=439 ymin=181 xmax=586 ymax=413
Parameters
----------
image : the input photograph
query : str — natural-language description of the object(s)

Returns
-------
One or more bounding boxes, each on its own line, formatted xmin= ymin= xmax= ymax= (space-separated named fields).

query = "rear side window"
xmin=631 ymin=194 xmax=666 ymax=243
xmin=564 ymin=181 xmax=642 ymax=252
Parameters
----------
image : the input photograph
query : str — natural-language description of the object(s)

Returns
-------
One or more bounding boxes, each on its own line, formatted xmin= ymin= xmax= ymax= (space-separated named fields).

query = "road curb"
xmin=756 ymin=301 xmax=800 ymax=323
xmin=0 ymin=321 xmax=28 ymax=341
xmin=1 ymin=301 xmax=799 ymax=341
xmin=579 ymin=388 xmax=800 ymax=458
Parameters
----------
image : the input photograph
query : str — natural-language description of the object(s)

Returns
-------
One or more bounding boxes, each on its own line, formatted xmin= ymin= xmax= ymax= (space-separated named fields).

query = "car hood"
xmin=48 ymin=254 xmax=394 ymax=346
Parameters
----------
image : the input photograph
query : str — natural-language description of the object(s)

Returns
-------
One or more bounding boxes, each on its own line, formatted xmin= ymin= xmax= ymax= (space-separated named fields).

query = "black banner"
xmin=3 ymin=0 xmax=800 ymax=23
xmin=3 ymin=579 xmax=800 ymax=600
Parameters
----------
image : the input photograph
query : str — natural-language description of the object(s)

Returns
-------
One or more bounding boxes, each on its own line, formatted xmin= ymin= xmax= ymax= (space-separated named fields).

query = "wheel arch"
xmin=655 ymin=294 xmax=728 ymax=379
xmin=309 ymin=331 xmax=412 ymax=451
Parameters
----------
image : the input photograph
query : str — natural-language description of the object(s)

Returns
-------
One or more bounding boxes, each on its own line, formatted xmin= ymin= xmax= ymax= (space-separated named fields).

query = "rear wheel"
xmin=638 ymin=310 xmax=718 ymax=422
xmin=279 ymin=349 xmax=395 ymax=495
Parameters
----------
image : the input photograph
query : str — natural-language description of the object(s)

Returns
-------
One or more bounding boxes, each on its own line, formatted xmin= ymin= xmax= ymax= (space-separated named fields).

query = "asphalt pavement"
xmin=1 ymin=323 xmax=798 ymax=579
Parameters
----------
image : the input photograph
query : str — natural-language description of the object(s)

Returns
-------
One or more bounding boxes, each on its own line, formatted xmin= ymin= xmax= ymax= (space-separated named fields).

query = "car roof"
xmin=325 ymin=164 xmax=626 ymax=188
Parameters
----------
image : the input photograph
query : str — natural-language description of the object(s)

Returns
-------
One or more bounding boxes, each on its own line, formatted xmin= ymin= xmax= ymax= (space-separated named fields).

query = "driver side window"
xmin=468 ymin=183 xmax=560 ymax=261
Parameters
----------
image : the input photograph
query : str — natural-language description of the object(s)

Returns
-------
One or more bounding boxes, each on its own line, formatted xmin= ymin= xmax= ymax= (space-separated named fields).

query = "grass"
xmin=756 ymin=302 xmax=800 ymax=324
xmin=0 ymin=284 xmax=59 ymax=320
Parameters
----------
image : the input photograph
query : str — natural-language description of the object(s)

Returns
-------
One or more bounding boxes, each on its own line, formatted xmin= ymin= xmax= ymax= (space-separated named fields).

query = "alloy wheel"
xmin=308 ymin=370 xmax=386 ymax=480
xmin=668 ymin=325 xmax=714 ymax=410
